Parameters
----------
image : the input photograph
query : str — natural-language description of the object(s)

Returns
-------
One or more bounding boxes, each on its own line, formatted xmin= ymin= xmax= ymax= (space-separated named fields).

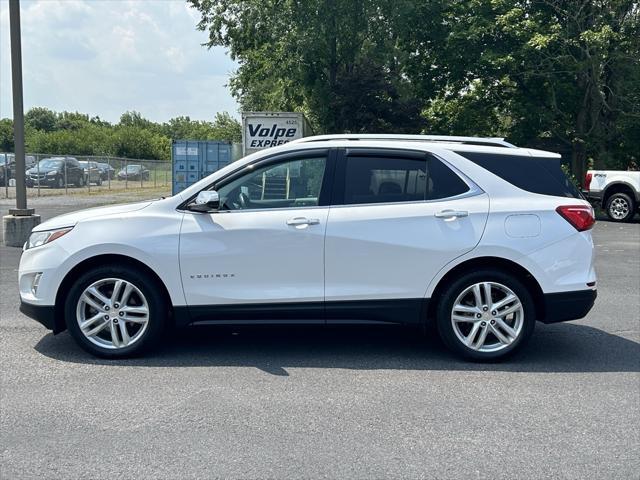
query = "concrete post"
xmin=3 ymin=0 xmax=41 ymax=247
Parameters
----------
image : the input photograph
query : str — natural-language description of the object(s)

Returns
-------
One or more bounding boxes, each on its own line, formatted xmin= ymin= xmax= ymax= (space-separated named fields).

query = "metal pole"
xmin=9 ymin=0 xmax=31 ymax=215
xmin=36 ymin=153 xmax=40 ymax=197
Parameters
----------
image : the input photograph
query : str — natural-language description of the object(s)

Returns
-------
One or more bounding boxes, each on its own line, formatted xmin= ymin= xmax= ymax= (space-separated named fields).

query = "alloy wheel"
xmin=609 ymin=197 xmax=629 ymax=220
xmin=76 ymin=278 xmax=149 ymax=349
xmin=451 ymin=281 xmax=524 ymax=353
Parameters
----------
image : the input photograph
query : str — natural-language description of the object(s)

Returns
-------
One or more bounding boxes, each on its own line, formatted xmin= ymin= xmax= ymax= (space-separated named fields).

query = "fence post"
xmin=36 ymin=154 xmax=40 ymax=197
xmin=140 ymin=162 xmax=144 ymax=189
xmin=87 ymin=157 xmax=90 ymax=194
xmin=154 ymin=161 xmax=157 ymax=188
xmin=3 ymin=156 xmax=7 ymax=198
xmin=108 ymin=157 xmax=111 ymax=190
xmin=125 ymin=158 xmax=128 ymax=190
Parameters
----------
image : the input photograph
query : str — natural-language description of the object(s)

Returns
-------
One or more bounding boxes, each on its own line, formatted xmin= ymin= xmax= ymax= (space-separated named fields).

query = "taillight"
xmin=556 ymin=205 xmax=595 ymax=231
xmin=584 ymin=173 xmax=592 ymax=190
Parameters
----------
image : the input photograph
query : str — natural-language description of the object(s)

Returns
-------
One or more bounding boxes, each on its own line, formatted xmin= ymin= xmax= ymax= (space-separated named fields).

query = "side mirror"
xmin=188 ymin=190 xmax=220 ymax=213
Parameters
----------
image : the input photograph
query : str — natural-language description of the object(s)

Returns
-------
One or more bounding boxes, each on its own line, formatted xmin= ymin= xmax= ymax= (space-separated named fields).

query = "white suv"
xmin=18 ymin=135 xmax=597 ymax=361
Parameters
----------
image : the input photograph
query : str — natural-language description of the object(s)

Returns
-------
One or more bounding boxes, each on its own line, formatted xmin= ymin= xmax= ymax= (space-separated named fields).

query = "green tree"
xmin=210 ymin=112 xmax=242 ymax=143
xmin=25 ymin=107 xmax=57 ymax=132
xmin=162 ymin=112 xmax=241 ymax=142
xmin=189 ymin=0 xmax=423 ymax=133
xmin=0 ymin=118 xmax=14 ymax=152
xmin=191 ymin=0 xmax=640 ymax=177
xmin=402 ymin=0 xmax=640 ymax=180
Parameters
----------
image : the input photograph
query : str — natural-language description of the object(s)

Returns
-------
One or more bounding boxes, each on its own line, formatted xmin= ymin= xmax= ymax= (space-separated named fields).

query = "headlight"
xmin=46 ymin=171 xmax=57 ymax=176
xmin=25 ymin=227 xmax=73 ymax=250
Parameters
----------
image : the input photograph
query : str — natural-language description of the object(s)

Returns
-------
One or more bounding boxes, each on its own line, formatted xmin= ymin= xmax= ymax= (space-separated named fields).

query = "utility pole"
xmin=3 ymin=0 xmax=40 ymax=246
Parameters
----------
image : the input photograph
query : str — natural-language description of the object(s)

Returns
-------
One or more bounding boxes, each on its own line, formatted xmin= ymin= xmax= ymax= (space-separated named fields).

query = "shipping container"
xmin=242 ymin=112 xmax=312 ymax=156
xmin=171 ymin=140 xmax=232 ymax=195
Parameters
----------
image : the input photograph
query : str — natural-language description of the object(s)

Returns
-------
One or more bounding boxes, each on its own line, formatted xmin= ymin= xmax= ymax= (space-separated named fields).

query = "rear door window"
xmin=341 ymin=151 xmax=470 ymax=205
xmin=455 ymin=151 xmax=582 ymax=199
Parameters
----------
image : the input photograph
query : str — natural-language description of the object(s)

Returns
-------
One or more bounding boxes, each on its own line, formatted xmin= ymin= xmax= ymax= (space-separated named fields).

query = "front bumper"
xmin=26 ymin=176 xmax=58 ymax=187
xmin=19 ymin=300 xmax=63 ymax=333
xmin=541 ymin=289 xmax=597 ymax=324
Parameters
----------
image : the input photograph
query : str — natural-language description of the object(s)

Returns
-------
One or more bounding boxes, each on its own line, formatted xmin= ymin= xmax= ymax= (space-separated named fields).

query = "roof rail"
xmin=290 ymin=134 xmax=517 ymax=148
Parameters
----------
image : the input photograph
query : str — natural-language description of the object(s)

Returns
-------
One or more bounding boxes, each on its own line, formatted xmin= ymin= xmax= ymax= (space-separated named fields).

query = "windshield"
xmin=78 ymin=161 xmax=88 ymax=167
xmin=37 ymin=159 xmax=64 ymax=169
xmin=0 ymin=154 xmax=14 ymax=165
xmin=126 ymin=165 xmax=141 ymax=172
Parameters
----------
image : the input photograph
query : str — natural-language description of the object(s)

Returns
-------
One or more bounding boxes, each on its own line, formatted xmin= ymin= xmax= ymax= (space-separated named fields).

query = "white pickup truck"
xmin=584 ymin=169 xmax=640 ymax=222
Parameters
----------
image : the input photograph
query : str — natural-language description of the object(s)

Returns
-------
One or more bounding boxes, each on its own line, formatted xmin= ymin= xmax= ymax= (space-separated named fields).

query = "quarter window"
xmin=343 ymin=155 xmax=469 ymax=205
xmin=217 ymin=156 xmax=327 ymax=210
xmin=455 ymin=151 xmax=583 ymax=199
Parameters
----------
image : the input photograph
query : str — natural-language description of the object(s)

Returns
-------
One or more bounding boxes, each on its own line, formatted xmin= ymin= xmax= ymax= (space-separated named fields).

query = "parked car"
xmin=117 ymin=164 xmax=149 ymax=181
xmin=78 ymin=160 xmax=103 ymax=186
xmin=96 ymin=162 xmax=115 ymax=181
xmin=18 ymin=135 xmax=596 ymax=361
xmin=25 ymin=157 xmax=85 ymax=188
xmin=584 ymin=169 xmax=639 ymax=222
xmin=0 ymin=153 xmax=36 ymax=186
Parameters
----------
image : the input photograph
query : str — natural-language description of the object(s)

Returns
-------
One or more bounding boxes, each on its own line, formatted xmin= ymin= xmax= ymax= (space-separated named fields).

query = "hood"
xmin=33 ymin=201 xmax=154 ymax=231
xmin=27 ymin=166 xmax=57 ymax=174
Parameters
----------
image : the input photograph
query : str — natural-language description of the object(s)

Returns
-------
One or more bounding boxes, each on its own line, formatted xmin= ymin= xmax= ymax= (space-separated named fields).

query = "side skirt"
xmin=173 ymin=298 xmax=429 ymax=327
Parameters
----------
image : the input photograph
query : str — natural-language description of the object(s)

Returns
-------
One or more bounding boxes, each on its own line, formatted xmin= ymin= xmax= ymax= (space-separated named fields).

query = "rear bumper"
xmin=19 ymin=301 xmax=62 ymax=333
xmin=583 ymin=190 xmax=602 ymax=204
xmin=541 ymin=289 xmax=597 ymax=324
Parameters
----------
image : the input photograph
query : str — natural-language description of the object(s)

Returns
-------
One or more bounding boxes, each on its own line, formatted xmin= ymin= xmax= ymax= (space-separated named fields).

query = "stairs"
xmin=262 ymin=173 xmax=289 ymax=199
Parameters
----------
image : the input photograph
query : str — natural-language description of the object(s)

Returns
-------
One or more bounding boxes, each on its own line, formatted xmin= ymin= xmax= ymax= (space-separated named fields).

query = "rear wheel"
xmin=56 ymin=176 xmax=64 ymax=188
xmin=436 ymin=270 xmax=536 ymax=361
xmin=65 ymin=265 xmax=167 ymax=358
xmin=606 ymin=192 xmax=635 ymax=222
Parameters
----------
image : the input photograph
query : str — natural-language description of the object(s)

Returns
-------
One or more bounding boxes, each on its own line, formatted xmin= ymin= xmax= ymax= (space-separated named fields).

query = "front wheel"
xmin=65 ymin=265 xmax=167 ymax=358
xmin=606 ymin=192 xmax=635 ymax=222
xmin=436 ymin=270 xmax=536 ymax=361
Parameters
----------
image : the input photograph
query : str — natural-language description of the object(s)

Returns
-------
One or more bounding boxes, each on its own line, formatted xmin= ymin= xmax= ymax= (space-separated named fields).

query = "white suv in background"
xmin=18 ymin=135 xmax=597 ymax=361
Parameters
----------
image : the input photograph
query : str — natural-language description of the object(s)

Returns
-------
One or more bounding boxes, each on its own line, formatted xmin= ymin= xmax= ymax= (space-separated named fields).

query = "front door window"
xmin=217 ymin=156 xmax=327 ymax=210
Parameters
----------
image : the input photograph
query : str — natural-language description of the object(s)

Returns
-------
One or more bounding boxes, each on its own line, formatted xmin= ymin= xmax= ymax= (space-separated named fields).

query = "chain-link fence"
xmin=1 ymin=153 xmax=172 ymax=199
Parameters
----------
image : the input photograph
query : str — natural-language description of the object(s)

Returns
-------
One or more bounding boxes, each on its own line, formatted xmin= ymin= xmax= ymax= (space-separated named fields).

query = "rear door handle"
xmin=435 ymin=210 xmax=469 ymax=219
xmin=286 ymin=217 xmax=320 ymax=226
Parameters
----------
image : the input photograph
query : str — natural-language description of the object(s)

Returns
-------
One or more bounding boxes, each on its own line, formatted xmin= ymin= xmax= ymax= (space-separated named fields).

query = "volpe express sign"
xmin=242 ymin=112 xmax=311 ymax=155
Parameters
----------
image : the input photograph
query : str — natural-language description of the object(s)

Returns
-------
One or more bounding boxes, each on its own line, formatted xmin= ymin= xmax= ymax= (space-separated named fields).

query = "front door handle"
xmin=286 ymin=217 xmax=320 ymax=226
xmin=435 ymin=210 xmax=469 ymax=219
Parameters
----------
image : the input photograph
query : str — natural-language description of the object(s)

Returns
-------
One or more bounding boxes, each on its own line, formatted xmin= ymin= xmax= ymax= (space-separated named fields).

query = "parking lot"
xmin=1 ymin=200 xmax=638 ymax=479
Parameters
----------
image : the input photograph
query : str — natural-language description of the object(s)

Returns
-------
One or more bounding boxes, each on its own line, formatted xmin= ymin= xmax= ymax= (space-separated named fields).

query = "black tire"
xmin=436 ymin=269 xmax=536 ymax=361
xmin=97 ymin=176 xmax=102 ymax=186
xmin=605 ymin=192 xmax=635 ymax=222
xmin=56 ymin=176 xmax=64 ymax=188
xmin=76 ymin=175 xmax=85 ymax=187
xmin=65 ymin=265 xmax=167 ymax=358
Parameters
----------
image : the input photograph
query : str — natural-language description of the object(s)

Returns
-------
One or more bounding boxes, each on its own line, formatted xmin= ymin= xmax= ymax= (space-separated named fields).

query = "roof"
xmin=291 ymin=134 xmax=517 ymax=148
xmin=289 ymin=135 xmax=560 ymax=158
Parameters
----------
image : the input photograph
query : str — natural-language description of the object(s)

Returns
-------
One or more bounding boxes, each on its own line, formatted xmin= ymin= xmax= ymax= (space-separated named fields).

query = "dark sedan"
xmin=25 ymin=157 xmax=86 ymax=188
xmin=117 ymin=164 xmax=150 ymax=181
xmin=78 ymin=161 xmax=103 ymax=185
xmin=96 ymin=162 xmax=115 ymax=181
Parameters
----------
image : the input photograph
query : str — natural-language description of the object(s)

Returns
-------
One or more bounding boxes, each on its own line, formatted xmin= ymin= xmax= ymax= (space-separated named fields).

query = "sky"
xmin=0 ymin=0 xmax=239 ymax=123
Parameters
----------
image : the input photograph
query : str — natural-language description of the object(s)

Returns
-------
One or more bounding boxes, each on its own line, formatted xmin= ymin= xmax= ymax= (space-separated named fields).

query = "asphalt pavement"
xmin=1 ymin=203 xmax=638 ymax=479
